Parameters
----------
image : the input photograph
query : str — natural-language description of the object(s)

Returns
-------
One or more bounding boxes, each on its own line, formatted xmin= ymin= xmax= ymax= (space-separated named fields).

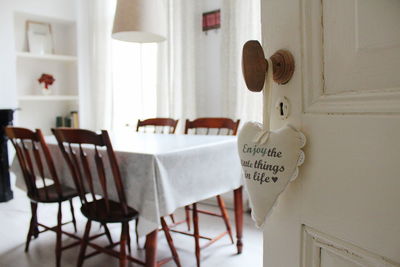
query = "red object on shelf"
xmin=38 ymin=73 xmax=55 ymax=89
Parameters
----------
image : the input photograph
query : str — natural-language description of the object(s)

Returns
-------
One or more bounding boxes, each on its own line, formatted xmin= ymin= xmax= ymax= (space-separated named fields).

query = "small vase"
xmin=41 ymin=85 xmax=52 ymax=95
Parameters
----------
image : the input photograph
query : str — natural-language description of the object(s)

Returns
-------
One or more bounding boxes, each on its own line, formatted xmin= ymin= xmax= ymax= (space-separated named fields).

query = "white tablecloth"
xmin=11 ymin=131 xmax=243 ymax=236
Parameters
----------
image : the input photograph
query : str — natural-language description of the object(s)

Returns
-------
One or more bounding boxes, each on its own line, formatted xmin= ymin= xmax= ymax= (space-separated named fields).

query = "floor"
xmin=0 ymin=187 xmax=262 ymax=267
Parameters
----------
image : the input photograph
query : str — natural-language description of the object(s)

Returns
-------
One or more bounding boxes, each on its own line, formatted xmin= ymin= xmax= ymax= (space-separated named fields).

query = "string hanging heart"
xmin=237 ymin=58 xmax=306 ymax=228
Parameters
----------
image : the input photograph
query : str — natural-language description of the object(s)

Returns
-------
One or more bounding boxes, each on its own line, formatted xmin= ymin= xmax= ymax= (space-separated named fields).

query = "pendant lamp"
xmin=112 ymin=0 xmax=166 ymax=43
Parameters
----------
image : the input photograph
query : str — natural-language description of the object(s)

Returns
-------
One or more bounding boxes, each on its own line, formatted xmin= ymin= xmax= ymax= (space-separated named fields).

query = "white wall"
xmin=195 ymin=0 xmax=223 ymax=117
xmin=0 ymin=0 xmax=76 ymax=109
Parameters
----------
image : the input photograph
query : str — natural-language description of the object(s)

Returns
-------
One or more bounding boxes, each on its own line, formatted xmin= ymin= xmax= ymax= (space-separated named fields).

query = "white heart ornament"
xmin=238 ymin=121 xmax=306 ymax=227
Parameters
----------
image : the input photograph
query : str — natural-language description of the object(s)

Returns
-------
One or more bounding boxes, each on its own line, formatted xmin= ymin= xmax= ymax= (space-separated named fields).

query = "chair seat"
xmin=29 ymin=184 xmax=78 ymax=203
xmin=81 ymin=199 xmax=139 ymax=223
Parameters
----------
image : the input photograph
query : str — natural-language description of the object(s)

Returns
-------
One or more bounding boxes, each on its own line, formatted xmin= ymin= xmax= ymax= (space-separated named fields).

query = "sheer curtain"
xmin=83 ymin=0 xmax=260 ymax=132
xmin=111 ymin=41 xmax=159 ymax=131
xmin=79 ymin=0 xmax=115 ymax=131
xmin=221 ymin=0 xmax=262 ymax=124
xmin=111 ymin=0 xmax=200 ymax=133
xmin=80 ymin=0 xmax=165 ymax=133
xmin=155 ymin=0 xmax=200 ymax=132
xmin=157 ymin=0 xmax=261 ymax=129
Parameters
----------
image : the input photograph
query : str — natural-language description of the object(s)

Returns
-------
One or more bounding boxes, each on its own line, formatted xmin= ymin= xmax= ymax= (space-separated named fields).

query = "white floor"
xmin=0 ymin=187 xmax=262 ymax=267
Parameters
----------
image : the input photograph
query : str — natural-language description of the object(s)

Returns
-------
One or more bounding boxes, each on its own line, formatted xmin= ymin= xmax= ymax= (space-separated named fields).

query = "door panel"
xmin=261 ymin=0 xmax=400 ymax=266
xmin=324 ymin=0 xmax=400 ymax=95
xmin=321 ymin=250 xmax=363 ymax=267
xmin=355 ymin=0 xmax=400 ymax=50
xmin=303 ymin=226 xmax=399 ymax=267
xmin=302 ymin=0 xmax=400 ymax=114
xmin=301 ymin=115 xmax=400 ymax=261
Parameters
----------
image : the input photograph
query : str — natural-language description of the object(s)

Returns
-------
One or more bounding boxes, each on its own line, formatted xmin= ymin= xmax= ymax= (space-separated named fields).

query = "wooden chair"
xmin=184 ymin=117 xmax=240 ymax=267
xmin=52 ymin=128 xmax=181 ymax=267
xmin=136 ymin=118 xmax=178 ymax=134
xmin=185 ymin=118 xmax=240 ymax=136
xmin=136 ymin=117 xmax=179 ymax=226
xmin=5 ymin=127 xmax=79 ymax=267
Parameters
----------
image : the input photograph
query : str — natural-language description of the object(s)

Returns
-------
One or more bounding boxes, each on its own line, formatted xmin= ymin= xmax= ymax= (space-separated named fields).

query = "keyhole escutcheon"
xmin=275 ymin=97 xmax=290 ymax=120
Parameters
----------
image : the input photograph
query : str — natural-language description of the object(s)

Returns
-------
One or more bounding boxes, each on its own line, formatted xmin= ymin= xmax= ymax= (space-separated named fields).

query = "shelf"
xmin=16 ymin=52 xmax=77 ymax=62
xmin=14 ymin=11 xmax=79 ymax=131
xmin=18 ymin=95 xmax=79 ymax=101
xmin=14 ymin=11 xmax=76 ymax=26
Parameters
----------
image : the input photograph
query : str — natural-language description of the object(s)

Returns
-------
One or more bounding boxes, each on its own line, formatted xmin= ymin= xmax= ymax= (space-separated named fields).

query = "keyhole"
xmin=275 ymin=97 xmax=289 ymax=119
xmin=280 ymin=102 xmax=284 ymax=116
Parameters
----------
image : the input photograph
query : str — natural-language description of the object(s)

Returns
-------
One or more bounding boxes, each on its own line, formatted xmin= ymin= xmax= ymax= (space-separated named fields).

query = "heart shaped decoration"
xmin=238 ymin=121 xmax=305 ymax=227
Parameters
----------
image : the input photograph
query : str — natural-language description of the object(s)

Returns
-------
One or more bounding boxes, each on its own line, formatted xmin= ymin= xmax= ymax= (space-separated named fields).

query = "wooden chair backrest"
xmin=184 ymin=118 xmax=240 ymax=136
xmin=136 ymin=118 xmax=178 ymax=134
xmin=52 ymin=128 xmax=128 ymax=215
xmin=5 ymin=127 xmax=62 ymax=200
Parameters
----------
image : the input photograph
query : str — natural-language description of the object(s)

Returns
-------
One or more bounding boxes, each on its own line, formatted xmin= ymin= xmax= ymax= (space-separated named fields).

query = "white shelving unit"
xmin=16 ymin=52 xmax=78 ymax=62
xmin=13 ymin=12 xmax=79 ymax=134
xmin=18 ymin=95 xmax=79 ymax=101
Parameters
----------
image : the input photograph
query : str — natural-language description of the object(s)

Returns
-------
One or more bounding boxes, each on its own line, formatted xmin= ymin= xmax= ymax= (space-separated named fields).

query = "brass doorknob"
xmin=242 ymin=40 xmax=295 ymax=92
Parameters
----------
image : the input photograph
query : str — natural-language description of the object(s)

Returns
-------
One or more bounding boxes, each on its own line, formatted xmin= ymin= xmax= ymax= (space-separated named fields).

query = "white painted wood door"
xmin=261 ymin=0 xmax=400 ymax=266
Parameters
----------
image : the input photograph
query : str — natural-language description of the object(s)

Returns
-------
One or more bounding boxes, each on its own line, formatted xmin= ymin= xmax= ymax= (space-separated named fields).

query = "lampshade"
xmin=112 ymin=0 xmax=167 ymax=43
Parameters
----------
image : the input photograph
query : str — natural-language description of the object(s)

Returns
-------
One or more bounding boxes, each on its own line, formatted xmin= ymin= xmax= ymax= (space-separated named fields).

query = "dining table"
xmin=11 ymin=130 xmax=244 ymax=267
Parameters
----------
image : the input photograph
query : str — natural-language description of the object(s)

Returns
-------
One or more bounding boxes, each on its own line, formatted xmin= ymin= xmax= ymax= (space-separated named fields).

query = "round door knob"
xmin=242 ymin=40 xmax=295 ymax=92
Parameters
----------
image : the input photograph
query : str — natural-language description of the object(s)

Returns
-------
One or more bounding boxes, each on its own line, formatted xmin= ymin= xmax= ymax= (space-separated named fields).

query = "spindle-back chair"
xmin=136 ymin=118 xmax=179 ymax=225
xmin=136 ymin=118 xmax=179 ymax=134
xmin=5 ymin=126 xmax=79 ymax=267
xmin=52 ymin=128 xmax=181 ymax=267
xmin=184 ymin=117 xmax=240 ymax=267
xmin=184 ymin=117 xmax=239 ymax=136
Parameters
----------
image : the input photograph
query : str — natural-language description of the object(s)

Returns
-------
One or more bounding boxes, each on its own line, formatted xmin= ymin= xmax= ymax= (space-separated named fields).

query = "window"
xmin=111 ymin=40 xmax=158 ymax=132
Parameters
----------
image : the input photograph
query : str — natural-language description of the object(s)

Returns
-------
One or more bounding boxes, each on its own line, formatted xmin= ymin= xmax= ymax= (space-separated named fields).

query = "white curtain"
xmin=111 ymin=0 xmax=200 ymax=133
xmin=158 ymin=0 xmax=261 ymax=129
xmin=221 ymin=0 xmax=262 ymax=124
xmin=156 ymin=0 xmax=200 ymax=132
xmin=82 ymin=0 xmax=260 ymax=132
xmin=111 ymin=41 xmax=159 ymax=131
xmin=80 ymin=0 xmax=115 ymax=131
xmin=77 ymin=0 xmax=115 ymax=130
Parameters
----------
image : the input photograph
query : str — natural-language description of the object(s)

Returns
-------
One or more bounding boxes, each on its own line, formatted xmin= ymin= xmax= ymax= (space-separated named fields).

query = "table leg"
xmin=233 ymin=186 xmax=243 ymax=254
xmin=145 ymin=229 xmax=158 ymax=267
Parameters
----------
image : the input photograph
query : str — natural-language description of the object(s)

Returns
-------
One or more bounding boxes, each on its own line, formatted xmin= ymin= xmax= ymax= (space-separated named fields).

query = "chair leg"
xmin=25 ymin=202 xmax=38 ymax=252
xmin=69 ymin=199 xmax=77 ymax=232
xmin=169 ymin=214 xmax=176 ymax=224
xmin=185 ymin=205 xmax=191 ymax=231
xmin=32 ymin=202 xmax=39 ymax=238
xmin=135 ymin=218 xmax=140 ymax=248
xmin=161 ymin=217 xmax=181 ymax=267
xmin=55 ymin=202 xmax=62 ymax=267
xmin=145 ymin=230 xmax=158 ymax=267
xmin=33 ymin=222 xmax=39 ymax=239
xmin=127 ymin=222 xmax=131 ymax=254
xmin=77 ymin=220 xmax=92 ymax=267
xmin=192 ymin=203 xmax=200 ymax=267
xmin=216 ymin=195 xmax=234 ymax=244
xmin=103 ymin=223 xmax=113 ymax=245
xmin=119 ymin=222 xmax=128 ymax=267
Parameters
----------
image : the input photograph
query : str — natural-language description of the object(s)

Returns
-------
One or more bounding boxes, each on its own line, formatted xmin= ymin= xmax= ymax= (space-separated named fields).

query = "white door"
xmin=261 ymin=0 xmax=400 ymax=266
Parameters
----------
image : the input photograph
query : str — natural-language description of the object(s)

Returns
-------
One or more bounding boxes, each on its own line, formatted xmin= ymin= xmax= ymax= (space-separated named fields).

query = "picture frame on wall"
xmin=202 ymin=9 xmax=221 ymax=32
xmin=26 ymin=21 xmax=54 ymax=54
